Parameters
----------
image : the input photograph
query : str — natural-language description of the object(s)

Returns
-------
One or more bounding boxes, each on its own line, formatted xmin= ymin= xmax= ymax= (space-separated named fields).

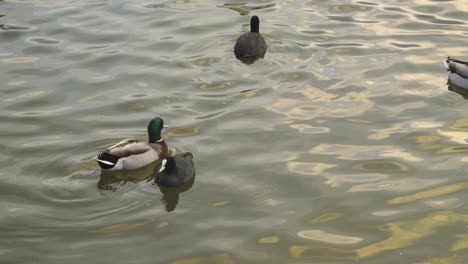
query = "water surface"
xmin=1 ymin=0 xmax=468 ymax=263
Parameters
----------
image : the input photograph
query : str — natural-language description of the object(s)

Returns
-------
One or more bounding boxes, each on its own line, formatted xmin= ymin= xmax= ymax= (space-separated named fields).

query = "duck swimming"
xmin=234 ymin=15 xmax=267 ymax=62
xmin=154 ymin=152 xmax=195 ymax=187
xmin=97 ymin=117 xmax=168 ymax=171
xmin=444 ymin=57 xmax=468 ymax=97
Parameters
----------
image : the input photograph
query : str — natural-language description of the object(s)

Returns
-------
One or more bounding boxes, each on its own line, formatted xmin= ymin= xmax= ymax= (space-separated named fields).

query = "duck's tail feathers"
xmin=444 ymin=57 xmax=450 ymax=70
xmin=97 ymin=152 xmax=120 ymax=169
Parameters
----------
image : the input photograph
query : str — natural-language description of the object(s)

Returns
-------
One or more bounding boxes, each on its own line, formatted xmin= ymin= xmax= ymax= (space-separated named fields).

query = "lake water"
xmin=1 ymin=0 xmax=468 ymax=263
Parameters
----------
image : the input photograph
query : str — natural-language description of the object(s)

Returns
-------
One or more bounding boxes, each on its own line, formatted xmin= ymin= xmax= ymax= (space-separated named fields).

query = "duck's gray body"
xmin=444 ymin=57 xmax=468 ymax=89
xmin=98 ymin=138 xmax=166 ymax=171
xmin=155 ymin=152 xmax=195 ymax=187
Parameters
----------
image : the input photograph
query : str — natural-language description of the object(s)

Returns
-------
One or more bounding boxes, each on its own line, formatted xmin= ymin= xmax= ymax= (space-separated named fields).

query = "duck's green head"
xmin=147 ymin=117 xmax=168 ymax=143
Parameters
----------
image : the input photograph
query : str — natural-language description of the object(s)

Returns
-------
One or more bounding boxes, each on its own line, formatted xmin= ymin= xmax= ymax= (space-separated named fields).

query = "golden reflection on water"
xmin=95 ymin=222 xmax=148 ymax=234
xmin=290 ymin=124 xmax=329 ymax=134
xmin=310 ymin=144 xmax=422 ymax=161
xmin=67 ymin=159 xmax=98 ymax=173
xmin=347 ymin=118 xmax=372 ymax=124
xmin=369 ymin=121 xmax=443 ymax=140
xmin=297 ymin=230 xmax=363 ymax=245
xmin=371 ymin=210 xmax=404 ymax=217
xmin=1 ymin=57 xmax=39 ymax=63
xmin=310 ymin=212 xmax=343 ymax=224
xmin=95 ymin=220 xmax=169 ymax=234
xmin=398 ymin=73 xmax=440 ymax=90
xmin=410 ymin=134 xmax=468 ymax=156
xmin=350 ymin=178 xmax=443 ymax=193
xmin=257 ymin=235 xmax=280 ymax=244
xmin=449 ymin=118 xmax=468 ymax=130
xmin=240 ymin=88 xmax=258 ymax=100
xmin=192 ymin=57 xmax=218 ymax=67
xmin=290 ymin=211 xmax=468 ymax=260
xmin=415 ymin=256 xmax=464 ymax=264
xmin=126 ymin=101 xmax=145 ymax=110
xmin=289 ymin=245 xmax=356 ymax=260
xmin=404 ymin=55 xmax=441 ymax=65
xmin=452 ymin=234 xmax=468 ymax=252
xmin=158 ymin=221 xmax=169 ymax=228
xmin=411 ymin=135 xmax=442 ymax=150
xmin=224 ymin=4 xmax=250 ymax=16
xmin=199 ymin=80 xmax=232 ymax=90
xmin=265 ymin=87 xmax=374 ymax=120
xmin=439 ymin=146 xmax=468 ymax=154
xmin=3 ymin=0 xmax=468 ymax=262
xmin=289 ymin=161 xmax=390 ymax=188
xmin=167 ymin=126 xmax=199 ymax=137
xmin=388 ymin=182 xmax=468 ymax=205
xmin=331 ymin=3 xmax=372 ymax=13
xmin=287 ymin=162 xmax=336 ymax=177
xmin=352 ymin=160 xmax=410 ymax=172
xmin=171 ymin=253 xmax=235 ymax=264
xmin=211 ymin=201 xmax=230 ymax=207
xmin=357 ymin=211 xmax=467 ymax=258
xmin=437 ymin=129 xmax=468 ymax=145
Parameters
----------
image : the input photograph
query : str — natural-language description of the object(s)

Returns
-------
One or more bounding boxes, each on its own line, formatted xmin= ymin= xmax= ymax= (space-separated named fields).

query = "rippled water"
xmin=1 ymin=0 xmax=468 ymax=263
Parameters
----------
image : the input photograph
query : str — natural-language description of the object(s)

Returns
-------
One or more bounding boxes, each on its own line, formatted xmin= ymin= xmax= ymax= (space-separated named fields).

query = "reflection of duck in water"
xmin=157 ymin=175 xmax=195 ymax=212
xmin=444 ymin=57 xmax=468 ymax=98
xmin=154 ymin=153 xmax=196 ymax=212
xmin=97 ymin=117 xmax=168 ymax=171
xmin=98 ymin=160 xmax=162 ymax=192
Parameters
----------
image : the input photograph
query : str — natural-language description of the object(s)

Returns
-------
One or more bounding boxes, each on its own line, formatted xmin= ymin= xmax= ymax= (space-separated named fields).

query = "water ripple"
xmin=1 ymin=0 xmax=468 ymax=263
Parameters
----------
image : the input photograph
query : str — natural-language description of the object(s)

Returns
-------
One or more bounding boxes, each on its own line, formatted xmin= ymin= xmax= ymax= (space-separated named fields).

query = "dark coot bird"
xmin=444 ymin=57 xmax=468 ymax=98
xmin=97 ymin=117 xmax=169 ymax=171
xmin=234 ymin=15 xmax=267 ymax=62
xmin=155 ymin=152 xmax=195 ymax=187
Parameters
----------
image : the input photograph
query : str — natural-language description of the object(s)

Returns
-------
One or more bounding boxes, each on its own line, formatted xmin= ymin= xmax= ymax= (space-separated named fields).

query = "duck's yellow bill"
xmin=163 ymin=124 xmax=169 ymax=128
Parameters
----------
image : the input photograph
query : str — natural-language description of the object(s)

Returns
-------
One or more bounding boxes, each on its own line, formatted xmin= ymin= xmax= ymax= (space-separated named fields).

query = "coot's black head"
xmin=250 ymin=15 xmax=260 ymax=33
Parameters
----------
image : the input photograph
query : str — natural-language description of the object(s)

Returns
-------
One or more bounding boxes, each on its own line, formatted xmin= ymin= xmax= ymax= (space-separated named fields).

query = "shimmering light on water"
xmin=1 ymin=0 xmax=468 ymax=263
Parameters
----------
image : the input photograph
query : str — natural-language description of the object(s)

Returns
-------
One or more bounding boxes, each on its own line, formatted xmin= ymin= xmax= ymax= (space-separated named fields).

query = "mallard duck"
xmin=97 ymin=117 xmax=168 ymax=171
xmin=444 ymin=57 xmax=468 ymax=97
xmin=154 ymin=152 xmax=195 ymax=187
xmin=234 ymin=15 xmax=267 ymax=62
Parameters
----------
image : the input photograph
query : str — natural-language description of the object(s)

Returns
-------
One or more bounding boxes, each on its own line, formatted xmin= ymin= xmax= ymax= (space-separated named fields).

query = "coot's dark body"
xmin=155 ymin=152 xmax=195 ymax=187
xmin=234 ymin=15 xmax=267 ymax=61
